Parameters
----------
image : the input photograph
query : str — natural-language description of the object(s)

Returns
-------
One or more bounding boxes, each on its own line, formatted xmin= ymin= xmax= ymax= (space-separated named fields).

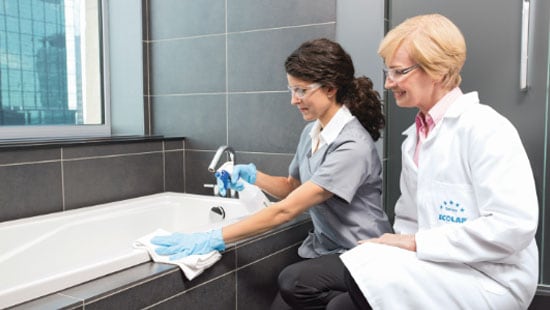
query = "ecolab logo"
xmin=437 ymin=200 xmax=467 ymax=224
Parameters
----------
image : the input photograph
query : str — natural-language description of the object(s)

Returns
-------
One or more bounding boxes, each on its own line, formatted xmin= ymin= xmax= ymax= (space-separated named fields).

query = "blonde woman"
xmin=334 ymin=14 xmax=539 ymax=310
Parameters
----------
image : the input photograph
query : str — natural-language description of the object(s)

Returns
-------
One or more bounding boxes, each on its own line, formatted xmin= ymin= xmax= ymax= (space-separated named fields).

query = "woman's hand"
xmin=359 ymin=233 xmax=417 ymax=252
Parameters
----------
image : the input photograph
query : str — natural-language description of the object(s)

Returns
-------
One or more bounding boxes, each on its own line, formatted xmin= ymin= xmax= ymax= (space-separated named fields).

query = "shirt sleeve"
xmin=288 ymin=152 xmax=300 ymax=180
xmin=311 ymin=130 xmax=379 ymax=203
xmin=288 ymin=123 xmax=313 ymax=180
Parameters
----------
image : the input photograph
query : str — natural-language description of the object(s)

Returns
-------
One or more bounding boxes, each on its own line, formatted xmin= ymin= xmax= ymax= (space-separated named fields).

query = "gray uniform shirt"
xmin=290 ymin=118 xmax=392 ymax=258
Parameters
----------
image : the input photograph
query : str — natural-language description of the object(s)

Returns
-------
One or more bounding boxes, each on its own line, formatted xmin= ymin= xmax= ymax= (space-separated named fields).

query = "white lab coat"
xmin=341 ymin=91 xmax=539 ymax=309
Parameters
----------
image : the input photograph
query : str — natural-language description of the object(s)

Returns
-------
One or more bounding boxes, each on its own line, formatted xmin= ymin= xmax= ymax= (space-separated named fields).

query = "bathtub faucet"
xmin=207 ymin=145 xmax=237 ymax=198
xmin=208 ymin=145 xmax=236 ymax=172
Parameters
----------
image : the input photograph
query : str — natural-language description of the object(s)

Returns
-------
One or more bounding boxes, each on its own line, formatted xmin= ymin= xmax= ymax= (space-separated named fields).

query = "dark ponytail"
xmin=341 ymin=77 xmax=385 ymax=141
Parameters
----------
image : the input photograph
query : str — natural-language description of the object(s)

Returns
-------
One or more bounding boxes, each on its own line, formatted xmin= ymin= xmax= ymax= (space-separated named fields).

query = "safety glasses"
xmin=383 ymin=64 xmax=420 ymax=82
xmin=287 ymin=83 xmax=322 ymax=99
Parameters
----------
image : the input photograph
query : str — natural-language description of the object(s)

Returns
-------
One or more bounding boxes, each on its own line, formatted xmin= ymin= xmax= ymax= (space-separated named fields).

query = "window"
xmin=0 ymin=0 xmax=109 ymax=139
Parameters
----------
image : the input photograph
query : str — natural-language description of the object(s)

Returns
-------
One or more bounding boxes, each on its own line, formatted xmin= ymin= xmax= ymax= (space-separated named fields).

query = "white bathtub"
xmin=0 ymin=192 xmax=254 ymax=308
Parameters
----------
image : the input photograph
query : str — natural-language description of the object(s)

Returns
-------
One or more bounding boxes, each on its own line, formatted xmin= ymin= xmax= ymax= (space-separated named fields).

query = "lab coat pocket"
xmin=419 ymin=180 xmax=479 ymax=229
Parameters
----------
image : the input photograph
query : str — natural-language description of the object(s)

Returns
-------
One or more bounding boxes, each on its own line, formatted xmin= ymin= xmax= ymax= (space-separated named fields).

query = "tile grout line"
xmin=225 ymin=0 xmax=229 ymax=146
xmin=0 ymin=149 xmax=178 ymax=168
xmin=61 ymin=148 xmax=66 ymax=211
xmin=162 ymin=141 xmax=166 ymax=191
xmin=147 ymin=90 xmax=287 ymax=97
xmin=144 ymin=22 xmax=336 ymax=43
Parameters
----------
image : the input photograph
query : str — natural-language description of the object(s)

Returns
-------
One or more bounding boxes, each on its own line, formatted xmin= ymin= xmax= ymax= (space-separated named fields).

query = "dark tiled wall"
xmin=0 ymin=137 xmax=185 ymax=222
xmin=144 ymin=0 xmax=337 ymax=194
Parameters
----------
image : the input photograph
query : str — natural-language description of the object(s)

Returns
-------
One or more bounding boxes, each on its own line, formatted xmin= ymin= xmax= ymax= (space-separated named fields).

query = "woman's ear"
xmin=326 ymin=87 xmax=338 ymax=99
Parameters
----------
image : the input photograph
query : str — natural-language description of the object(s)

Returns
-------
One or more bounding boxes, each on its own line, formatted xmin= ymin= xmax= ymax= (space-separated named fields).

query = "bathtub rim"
xmin=0 ymin=192 xmax=256 ymax=309
xmin=0 ymin=191 xmax=240 ymax=229
xmin=9 ymin=213 xmax=312 ymax=309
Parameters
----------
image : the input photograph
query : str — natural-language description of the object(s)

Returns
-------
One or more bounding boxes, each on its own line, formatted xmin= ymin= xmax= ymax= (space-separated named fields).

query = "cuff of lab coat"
xmin=415 ymin=227 xmax=454 ymax=261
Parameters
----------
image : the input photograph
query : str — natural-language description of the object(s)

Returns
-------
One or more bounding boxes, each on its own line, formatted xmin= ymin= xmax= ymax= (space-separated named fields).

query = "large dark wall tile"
xmin=0 ymin=147 xmax=63 ymax=221
xmin=165 ymin=140 xmax=185 ymax=192
xmin=227 ymin=0 xmax=336 ymax=32
xmin=152 ymin=95 xmax=226 ymax=149
xmin=83 ymin=268 xmax=188 ymax=310
xmin=148 ymin=0 xmax=225 ymax=40
xmin=0 ymin=147 xmax=59 ymax=164
xmin=62 ymin=141 xmax=170 ymax=209
xmin=227 ymin=25 xmax=336 ymax=92
xmin=63 ymin=141 xmax=162 ymax=158
xmin=165 ymin=150 xmax=184 ymax=192
xmin=0 ymin=162 xmax=63 ymax=221
xmin=530 ymin=294 xmax=550 ymax=310
xmin=52 ymin=263 xmax=176 ymax=309
xmin=228 ymin=92 xmax=306 ymax=153
xmin=236 ymin=152 xmax=295 ymax=195
xmin=236 ymin=221 xmax=311 ymax=267
xmin=63 ymin=154 xmax=164 ymax=209
xmin=233 ymin=222 xmax=311 ymax=309
xmin=165 ymin=139 xmax=185 ymax=151
xmin=237 ymin=152 xmax=294 ymax=177
xmin=152 ymin=273 xmax=236 ymax=310
xmin=150 ymin=36 xmax=226 ymax=94
xmin=237 ymin=244 xmax=303 ymax=309
xmin=185 ymin=150 xmax=219 ymax=195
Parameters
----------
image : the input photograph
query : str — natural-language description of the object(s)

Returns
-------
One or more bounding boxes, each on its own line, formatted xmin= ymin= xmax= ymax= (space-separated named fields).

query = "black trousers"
xmin=270 ymin=254 xmax=345 ymax=309
xmin=327 ymin=268 xmax=372 ymax=310
xmin=270 ymin=254 xmax=371 ymax=310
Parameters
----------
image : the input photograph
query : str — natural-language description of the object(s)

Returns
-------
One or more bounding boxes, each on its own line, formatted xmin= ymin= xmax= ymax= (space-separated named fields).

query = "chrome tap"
xmin=208 ymin=145 xmax=236 ymax=172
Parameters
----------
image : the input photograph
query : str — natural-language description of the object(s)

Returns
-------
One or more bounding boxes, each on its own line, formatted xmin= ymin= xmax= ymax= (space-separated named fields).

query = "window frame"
xmin=0 ymin=0 xmax=111 ymax=140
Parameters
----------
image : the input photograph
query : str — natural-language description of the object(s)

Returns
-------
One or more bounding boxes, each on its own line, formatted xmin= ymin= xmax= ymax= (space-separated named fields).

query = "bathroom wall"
xmin=144 ymin=0 xmax=337 ymax=194
xmin=0 ymin=137 xmax=185 ymax=222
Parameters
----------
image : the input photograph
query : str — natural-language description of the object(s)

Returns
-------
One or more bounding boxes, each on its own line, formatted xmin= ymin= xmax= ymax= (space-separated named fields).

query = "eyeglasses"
xmin=383 ymin=64 xmax=420 ymax=82
xmin=287 ymin=83 xmax=322 ymax=99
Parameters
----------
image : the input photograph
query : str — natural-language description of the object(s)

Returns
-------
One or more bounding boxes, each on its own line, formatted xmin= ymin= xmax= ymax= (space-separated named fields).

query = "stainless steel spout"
xmin=208 ymin=145 xmax=236 ymax=172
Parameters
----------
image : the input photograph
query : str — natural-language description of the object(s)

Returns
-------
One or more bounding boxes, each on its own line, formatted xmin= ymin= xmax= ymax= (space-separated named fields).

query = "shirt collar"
xmin=414 ymin=87 xmax=463 ymax=137
xmin=423 ymin=87 xmax=463 ymax=125
xmin=309 ymin=105 xmax=354 ymax=145
xmin=415 ymin=112 xmax=434 ymax=134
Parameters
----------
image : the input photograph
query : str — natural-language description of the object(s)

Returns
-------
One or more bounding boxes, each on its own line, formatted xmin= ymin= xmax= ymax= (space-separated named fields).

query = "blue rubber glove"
xmin=215 ymin=170 xmax=231 ymax=197
xmin=230 ymin=163 xmax=257 ymax=191
xmin=151 ymin=229 xmax=226 ymax=260
xmin=215 ymin=163 xmax=257 ymax=196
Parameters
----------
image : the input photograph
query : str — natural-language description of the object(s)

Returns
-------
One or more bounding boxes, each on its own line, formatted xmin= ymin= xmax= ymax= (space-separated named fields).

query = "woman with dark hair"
xmin=284 ymin=38 xmax=385 ymax=141
xmin=152 ymin=38 xmax=392 ymax=309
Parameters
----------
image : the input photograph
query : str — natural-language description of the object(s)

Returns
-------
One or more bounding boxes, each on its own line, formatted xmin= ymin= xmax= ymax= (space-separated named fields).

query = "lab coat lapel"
xmin=402 ymin=124 xmax=417 ymax=169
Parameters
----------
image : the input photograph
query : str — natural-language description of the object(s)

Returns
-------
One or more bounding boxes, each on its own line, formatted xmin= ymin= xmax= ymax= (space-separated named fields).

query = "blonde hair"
xmin=378 ymin=14 xmax=466 ymax=90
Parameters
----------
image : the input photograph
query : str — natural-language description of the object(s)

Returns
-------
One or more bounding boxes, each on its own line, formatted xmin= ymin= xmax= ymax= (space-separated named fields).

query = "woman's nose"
xmin=384 ymin=77 xmax=395 ymax=89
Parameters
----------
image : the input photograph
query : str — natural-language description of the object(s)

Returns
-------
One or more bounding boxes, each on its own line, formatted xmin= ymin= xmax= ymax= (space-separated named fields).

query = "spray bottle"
xmin=215 ymin=162 xmax=271 ymax=213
